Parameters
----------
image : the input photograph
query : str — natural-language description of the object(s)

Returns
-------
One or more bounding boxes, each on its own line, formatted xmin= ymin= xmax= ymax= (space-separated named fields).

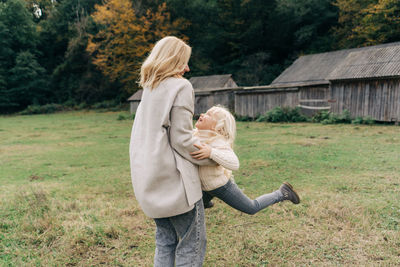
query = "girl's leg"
xmin=208 ymin=180 xmax=283 ymax=215
xmin=202 ymin=191 xmax=214 ymax=209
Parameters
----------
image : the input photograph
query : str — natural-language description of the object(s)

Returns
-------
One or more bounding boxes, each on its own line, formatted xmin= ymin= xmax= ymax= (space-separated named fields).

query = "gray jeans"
xmin=203 ymin=180 xmax=283 ymax=215
xmin=153 ymin=200 xmax=206 ymax=267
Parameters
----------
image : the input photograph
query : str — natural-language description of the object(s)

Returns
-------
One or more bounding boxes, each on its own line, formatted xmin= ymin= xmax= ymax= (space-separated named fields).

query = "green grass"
xmin=1 ymin=111 xmax=399 ymax=266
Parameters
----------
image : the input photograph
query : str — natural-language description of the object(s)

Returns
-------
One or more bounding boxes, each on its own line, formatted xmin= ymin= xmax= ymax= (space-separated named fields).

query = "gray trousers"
xmin=153 ymin=200 xmax=206 ymax=267
xmin=203 ymin=180 xmax=283 ymax=215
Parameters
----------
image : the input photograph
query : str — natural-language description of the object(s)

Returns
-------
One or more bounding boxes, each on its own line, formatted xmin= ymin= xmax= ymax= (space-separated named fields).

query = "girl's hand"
xmin=191 ymin=143 xmax=212 ymax=159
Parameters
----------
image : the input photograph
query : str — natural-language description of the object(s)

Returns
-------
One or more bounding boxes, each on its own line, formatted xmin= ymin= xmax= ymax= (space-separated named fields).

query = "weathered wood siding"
xmin=298 ymin=85 xmax=331 ymax=116
xmin=194 ymin=91 xmax=235 ymax=115
xmin=130 ymin=101 xmax=140 ymax=114
xmin=330 ymin=79 xmax=400 ymax=121
xmin=234 ymin=88 xmax=299 ymax=118
xmin=299 ymin=85 xmax=329 ymax=100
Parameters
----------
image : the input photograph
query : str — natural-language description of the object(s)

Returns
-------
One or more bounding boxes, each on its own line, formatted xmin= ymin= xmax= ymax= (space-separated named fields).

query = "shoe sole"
xmin=283 ymin=182 xmax=300 ymax=204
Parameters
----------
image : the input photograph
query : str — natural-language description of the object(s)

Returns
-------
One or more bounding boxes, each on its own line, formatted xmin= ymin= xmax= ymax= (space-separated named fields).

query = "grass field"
xmin=1 ymin=111 xmax=399 ymax=266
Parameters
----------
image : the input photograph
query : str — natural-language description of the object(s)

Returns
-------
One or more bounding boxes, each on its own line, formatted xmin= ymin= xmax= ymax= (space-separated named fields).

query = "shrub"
xmin=363 ymin=116 xmax=375 ymax=125
xmin=117 ymin=113 xmax=129 ymax=120
xmin=351 ymin=116 xmax=363 ymax=125
xmin=311 ymin=110 xmax=330 ymax=123
xmin=19 ymin=104 xmax=65 ymax=115
xmin=313 ymin=109 xmax=352 ymax=124
xmin=235 ymin=114 xmax=253 ymax=121
xmin=75 ymin=102 xmax=88 ymax=110
xmin=257 ymin=107 xmax=308 ymax=123
xmin=337 ymin=109 xmax=351 ymax=123
xmin=91 ymin=100 xmax=118 ymax=110
xmin=352 ymin=116 xmax=375 ymax=125
xmin=287 ymin=107 xmax=308 ymax=122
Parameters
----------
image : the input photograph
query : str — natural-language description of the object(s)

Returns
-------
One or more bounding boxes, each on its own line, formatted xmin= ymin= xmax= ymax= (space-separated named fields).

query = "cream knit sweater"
xmin=194 ymin=130 xmax=240 ymax=191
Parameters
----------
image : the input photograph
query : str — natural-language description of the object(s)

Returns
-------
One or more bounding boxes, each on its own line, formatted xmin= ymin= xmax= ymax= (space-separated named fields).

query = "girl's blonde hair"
xmin=208 ymin=105 xmax=236 ymax=147
xmin=139 ymin=36 xmax=191 ymax=90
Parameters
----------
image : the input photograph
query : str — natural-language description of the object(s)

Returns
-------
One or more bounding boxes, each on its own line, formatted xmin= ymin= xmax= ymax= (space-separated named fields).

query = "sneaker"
xmin=279 ymin=182 xmax=300 ymax=204
xmin=204 ymin=201 xmax=214 ymax=209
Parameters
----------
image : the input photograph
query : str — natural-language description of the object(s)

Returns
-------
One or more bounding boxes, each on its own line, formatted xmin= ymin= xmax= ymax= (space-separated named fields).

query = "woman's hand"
xmin=190 ymin=143 xmax=212 ymax=159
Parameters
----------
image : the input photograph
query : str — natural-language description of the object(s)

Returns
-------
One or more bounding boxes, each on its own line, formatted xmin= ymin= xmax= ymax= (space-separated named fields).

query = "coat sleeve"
xmin=169 ymin=81 xmax=215 ymax=166
xmin=210 ymin=146 xmax=239 ymax=171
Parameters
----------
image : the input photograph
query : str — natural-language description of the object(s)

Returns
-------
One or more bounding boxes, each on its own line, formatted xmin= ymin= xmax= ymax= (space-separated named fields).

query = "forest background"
xmin=1 ymin=0 xmax=400 ymax=113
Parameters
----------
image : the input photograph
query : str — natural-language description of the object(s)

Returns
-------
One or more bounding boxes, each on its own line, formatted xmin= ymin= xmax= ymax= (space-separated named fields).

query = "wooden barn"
xmin=234 ymin=41 xmax=400 ymax=121
xmin=190 ymin=74 xmax=238 ymax=115
xmin=327 ymin=45 xmax=400 ymax=122
xmin=127 ymin=89 xmax=142 ymax=114
xmin=127 ymin=74 xmax=238 ymax=115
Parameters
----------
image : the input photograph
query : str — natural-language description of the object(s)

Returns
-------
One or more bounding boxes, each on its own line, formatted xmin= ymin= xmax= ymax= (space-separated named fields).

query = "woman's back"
xmin=130 ymin=77 xmax=202 ymax=218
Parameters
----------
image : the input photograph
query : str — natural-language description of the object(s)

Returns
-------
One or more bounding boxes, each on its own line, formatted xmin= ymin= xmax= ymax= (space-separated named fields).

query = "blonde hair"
xmin=208 ymin=105 xmax=236 ymax=147
xmin=139 ymin=36 xmax=191 ymax=90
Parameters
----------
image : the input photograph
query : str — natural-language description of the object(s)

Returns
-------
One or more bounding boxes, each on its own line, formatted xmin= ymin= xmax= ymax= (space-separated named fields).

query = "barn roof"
xmin=271 ymin=42 xmax=400 ymax=85
xmin=189 ymin=74 xmax=237 ymax=90
xmin=127 ymin=89 xmax=143 ymax=101
xmin=328 ymin=46 xmax=400 ymax=80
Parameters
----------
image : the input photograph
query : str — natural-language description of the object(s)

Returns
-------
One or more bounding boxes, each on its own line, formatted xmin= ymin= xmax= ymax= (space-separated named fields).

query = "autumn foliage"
xmin=87 ymin=0 xmax=188 ymax=94
xmin=334 ymin=0 xmax=400 ymax=48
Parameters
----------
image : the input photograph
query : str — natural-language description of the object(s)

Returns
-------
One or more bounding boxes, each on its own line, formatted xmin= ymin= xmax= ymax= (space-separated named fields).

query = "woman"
xmin=129 ymin=36 xmax=214 ymax=266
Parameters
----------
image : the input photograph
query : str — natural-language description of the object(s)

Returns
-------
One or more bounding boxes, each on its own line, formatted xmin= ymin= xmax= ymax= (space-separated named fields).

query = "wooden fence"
xmin=330 ymin=79 xmax=400 ymax=121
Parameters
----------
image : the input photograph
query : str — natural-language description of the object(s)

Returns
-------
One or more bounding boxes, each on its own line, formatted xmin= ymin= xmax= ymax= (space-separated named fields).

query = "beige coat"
xmin=129 ymin=77 xmax=213 ymax=218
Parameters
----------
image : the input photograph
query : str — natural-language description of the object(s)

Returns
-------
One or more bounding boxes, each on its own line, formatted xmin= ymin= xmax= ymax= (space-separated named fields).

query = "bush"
xmin=235 ymin=114 xmax=253 ymax=121
xmin=311 ymin=110 xmax=330 ymax=123
xmin=19 ymin=104 xmax=65 ymax=115
xmin=257 ymin=107 xmax=308 ymax=123
xmin=313 ymin=109 xmax=352 ymax=124
xmin=91 ymin=100 xmax=118 ymax=110
xmin=363 ymin=116 xmax=375 ymax=125
xmin=352 ymin=116 xmax=375 ymax=125
xmin=117 ymin=113 xmax=135 ymax=121
xmin=116 ymin=113 xmax=128 ymax=120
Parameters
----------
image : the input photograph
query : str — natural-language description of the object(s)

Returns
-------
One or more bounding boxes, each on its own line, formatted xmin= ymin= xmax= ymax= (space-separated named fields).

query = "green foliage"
xmin=311 ymin=110 xmax=330 ymax=123
xmin=116 ymin=112 xmax=134 ymax=121
xmin=0 ymin=0 xmax=47 ymax=113
xmin=91 ymin=100 xmax=119 ymax=109
xmin=8 ymin=52 xmax=49 ymax=109
xmin=234 ymin=114 xmax=253 ymax=122
xmin=334 ymin=0 xmax=400 ymax=48
xmin=352 ymin=116 xmax=375 ymax=125
xmin=257 ymin=107 xmax=308 ymax=123
xmin=1 ymin=0 xmax=400 ymax=114
xmin=116 ymin=113 xmax=130 ymax=120
xmin=19 ymin=104 xmax=65 ymax=115
xmin=312 ymin=109 xmax=351 ymax=124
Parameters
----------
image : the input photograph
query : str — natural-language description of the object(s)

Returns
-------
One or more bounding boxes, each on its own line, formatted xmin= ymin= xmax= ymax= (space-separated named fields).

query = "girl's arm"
xmin=191 ymin=144 xmax=239 ymax=171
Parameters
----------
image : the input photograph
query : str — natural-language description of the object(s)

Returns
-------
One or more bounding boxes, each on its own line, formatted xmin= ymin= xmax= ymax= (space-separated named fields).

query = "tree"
xmin=275 ymin=0 xmax=338 ymax=54
xmin=0 ymin=0 xmax=47 ymax=112
xmin=355 ymin=0 xmax=400 ymax=45
xmin=87 ymin=0 xmax=186 ymax=94
xmin=333 ymin=0 xmax=400 ymax=48
xmin=8 ymin=52 xmax=49 ymax=108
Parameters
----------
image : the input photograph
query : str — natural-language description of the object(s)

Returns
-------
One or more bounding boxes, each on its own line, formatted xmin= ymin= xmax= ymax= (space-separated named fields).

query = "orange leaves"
xmin=87 ymin=0 xmax=188 ymax=94
xmin=334 ymin=0 xmax=400 ymax=48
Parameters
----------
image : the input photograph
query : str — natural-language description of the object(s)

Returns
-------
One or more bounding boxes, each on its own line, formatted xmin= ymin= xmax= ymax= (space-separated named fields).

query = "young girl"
xmin=190 ymin=106 xmax=300 ymax=214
